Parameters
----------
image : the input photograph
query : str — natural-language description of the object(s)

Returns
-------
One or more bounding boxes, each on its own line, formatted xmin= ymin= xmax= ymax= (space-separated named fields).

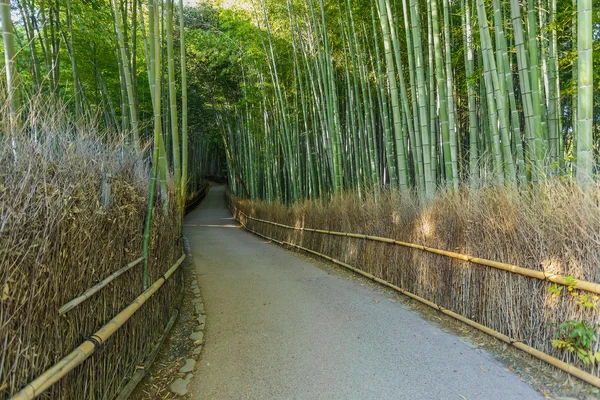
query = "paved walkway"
xmin=184 ymin=186 xmax=542 ymax=399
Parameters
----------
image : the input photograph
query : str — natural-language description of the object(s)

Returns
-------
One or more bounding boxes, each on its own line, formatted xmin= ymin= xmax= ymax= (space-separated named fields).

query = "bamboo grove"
xmin=0 ymin=0 xmax=207 ymax=271
xmin=218 ymin=0 xmax=598 ymax=202
xmin=0 ymin=0 xmax=209 ymax=199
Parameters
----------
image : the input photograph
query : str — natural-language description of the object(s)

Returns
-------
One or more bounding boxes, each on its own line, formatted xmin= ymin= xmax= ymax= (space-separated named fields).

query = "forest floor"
xmin=139 ymin=185 xmax=598 ymax=399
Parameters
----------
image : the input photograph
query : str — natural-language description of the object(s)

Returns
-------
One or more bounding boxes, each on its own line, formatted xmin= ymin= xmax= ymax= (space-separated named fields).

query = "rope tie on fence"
xmin=83 ymin=334 xmax=103 ymax=350
xmin=542 ymin=272 xmax=556 ymax=281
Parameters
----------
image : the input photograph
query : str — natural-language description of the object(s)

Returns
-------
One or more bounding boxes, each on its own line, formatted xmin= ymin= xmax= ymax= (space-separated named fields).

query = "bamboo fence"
xmin=0 ymin=140 xmax=184 ymax=399
xmin=229 ymin=196 xmax=600 ymax=389
xmin=10 ymin=255 xmax=186 ymax=400
xmin=233 ymin=208 xmax=600 ymax=295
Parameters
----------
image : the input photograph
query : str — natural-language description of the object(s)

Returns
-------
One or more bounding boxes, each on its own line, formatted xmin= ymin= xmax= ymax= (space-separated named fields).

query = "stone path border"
xmin=168 ymin=236 xmax=206 ymax=397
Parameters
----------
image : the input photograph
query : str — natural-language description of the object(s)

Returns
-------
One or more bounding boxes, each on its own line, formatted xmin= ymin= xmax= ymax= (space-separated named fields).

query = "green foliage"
xmin=576 ymin=293 xmax=599 ymax=310
xmin=548 ymin=283 xmax=563 ymax=296
xmin=552 ymin=320 xmax=600 ymax=365
xmin=548 ymin=275 xmax=599 ymax=365
xmin=549 ymin=275 xmax=599 ymax=309
xmin=564 ymin=275 xmax=578 ymax=292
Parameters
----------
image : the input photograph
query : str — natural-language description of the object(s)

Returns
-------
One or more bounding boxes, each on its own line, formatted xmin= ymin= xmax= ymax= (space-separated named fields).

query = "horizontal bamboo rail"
xmin=232 ymin=206 xmax=600 ymax=295
xmin=58 ymin=257 xmax=145 ymax=315
xmin=231 ymin=209 xmax=600 ymax=389
xmin=10 ymin=254 xmax=186 ymax=400
xmin=116 ymin=258 xmax=186 ymax=400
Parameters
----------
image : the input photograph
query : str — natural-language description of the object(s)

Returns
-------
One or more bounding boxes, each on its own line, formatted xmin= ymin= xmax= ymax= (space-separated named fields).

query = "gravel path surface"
xmin=184 ymin=186 xmax=542 ymax=400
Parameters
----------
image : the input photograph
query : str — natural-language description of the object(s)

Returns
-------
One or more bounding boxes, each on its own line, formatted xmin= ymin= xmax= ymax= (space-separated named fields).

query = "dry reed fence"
xmin=0 ymin=116 xmax=182 ymax=398
xmin=229 ymin=184 xmax=600 ymax=378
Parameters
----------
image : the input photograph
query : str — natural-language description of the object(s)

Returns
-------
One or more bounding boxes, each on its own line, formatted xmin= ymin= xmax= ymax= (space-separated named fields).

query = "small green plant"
xmin=548 ymin=275 xmax=599 ymax=309
xmin=548 ymin=283 xmax=563 ymax=296
xmin=552 ymin=320 xmax=600 ymax=365
xmin=564 ymin=275 xmax=578 ymax=292
xmin=548 ymin=276 xmax=600 ymax=365
xmin=577 ymin=294 xmax=599 ymax=310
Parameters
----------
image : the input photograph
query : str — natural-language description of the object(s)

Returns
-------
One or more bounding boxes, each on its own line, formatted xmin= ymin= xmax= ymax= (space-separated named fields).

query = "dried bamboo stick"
xmin=58 ymin=257 xmax=145 ymax=315
xmin=10 ymin=254 xmax=186 ymax=400
xmin=233 ymin=211 xmax=600 ymax=389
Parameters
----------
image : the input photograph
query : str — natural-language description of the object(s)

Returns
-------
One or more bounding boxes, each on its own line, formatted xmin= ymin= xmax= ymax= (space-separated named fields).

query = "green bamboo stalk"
xmin=339 ymin=5 xmax=362 ymax=193
xmin=1 ymin=0 xmax=21 ymax=134
xmin=431 ymin=0 xmax=454 ymax=186
xmin=546 ymin=0 xmax=560 ymax=173
xmin=385 ymin=0 xmax=422 ymax=191
xmin=401 ymin=0 xmax=423 ymax=185
xmin=426 ymin=1 xmax=438 ymax=183
xmin=178 ymin=0 xmax=188 ymax=208
xmin=547 ymin=0 xmax=561 ymax=172
xmin=441 ymin=0 xmax=459 ymax=187
xmin=17 ymin=0 xmax=40 ymax=91
xmin=142 ymin=132 xmax=160 ymax=290
xmin=494 ymin=1 xmax=526 ymax=183
xmin=318 ymin=0 xmax=343 ymax=194
xmin=478 ymin=0 xmax=516 ymax=183
xmin=112 ymin=0 xmax=140 ymax=148
xmin=463 ymin=0 xmax=479 ymax=187
xmin=372 ymin=4 xmax=398 ymax=189
xmin=510 ymin=0 xmax=540 ymax=181
xmin=376 ymin=0 xmax=408 ymax=190
xmin=360 ymin=26 xmax=381 ymax=191
xmin=410 ymin=0 xmax=435 ymax=196
xmin=260 ymin=0 xmax=299 ymax=200
xmin=343 ymin=0 xmax=368 ymax=191
xmin=571 ymin=0 xmax=577 ymax=176
xmin=575 ymin=0 xmax=593 ymax=185
xmin=166 ymin=0 xmax=180 ymax=202
xmin=527 ymin=0 xmax=547 ymax=169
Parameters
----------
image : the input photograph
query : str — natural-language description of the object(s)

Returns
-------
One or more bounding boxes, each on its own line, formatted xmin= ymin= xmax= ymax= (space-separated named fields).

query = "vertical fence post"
xmin=101 ymin=173 xmax=113 ymax=207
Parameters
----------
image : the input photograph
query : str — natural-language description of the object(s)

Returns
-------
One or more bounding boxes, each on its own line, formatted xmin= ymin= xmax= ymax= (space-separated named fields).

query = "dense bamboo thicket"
xmin=230 ymin=183 xmax=600 ymax=376
xmin=213 ymin=0 xmax=598 ymax=201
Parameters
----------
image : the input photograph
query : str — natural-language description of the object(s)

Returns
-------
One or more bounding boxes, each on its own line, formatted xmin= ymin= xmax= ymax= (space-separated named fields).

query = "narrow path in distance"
xmin=184 ymin=186 xmax=542 ymax=399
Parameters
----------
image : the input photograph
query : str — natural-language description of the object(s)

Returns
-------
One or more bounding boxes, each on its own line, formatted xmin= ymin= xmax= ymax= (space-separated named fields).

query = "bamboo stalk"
xmin=575 ymin=0 xmax=593 ymax=186
xmin=166 ymin=0 xmax=180 ymax=199
xmin=10 ymin=254 xmax=185 ymax=400
xmin=376 ymin=0 xmax=408 ymax=190
xmin=112 ymin=0 xmax=140 ymax=148
xmin=179 ymin=0 xmax=188 ymax=211
xmin=58 ymin=257 xmax=145 ymax=315
xmin=1 ymin=0 xmax=21 ymax=134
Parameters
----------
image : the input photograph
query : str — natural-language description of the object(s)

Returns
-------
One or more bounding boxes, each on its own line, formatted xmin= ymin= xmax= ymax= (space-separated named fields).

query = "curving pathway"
xmin=183 ymin=186 xmax=542 ymax=400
